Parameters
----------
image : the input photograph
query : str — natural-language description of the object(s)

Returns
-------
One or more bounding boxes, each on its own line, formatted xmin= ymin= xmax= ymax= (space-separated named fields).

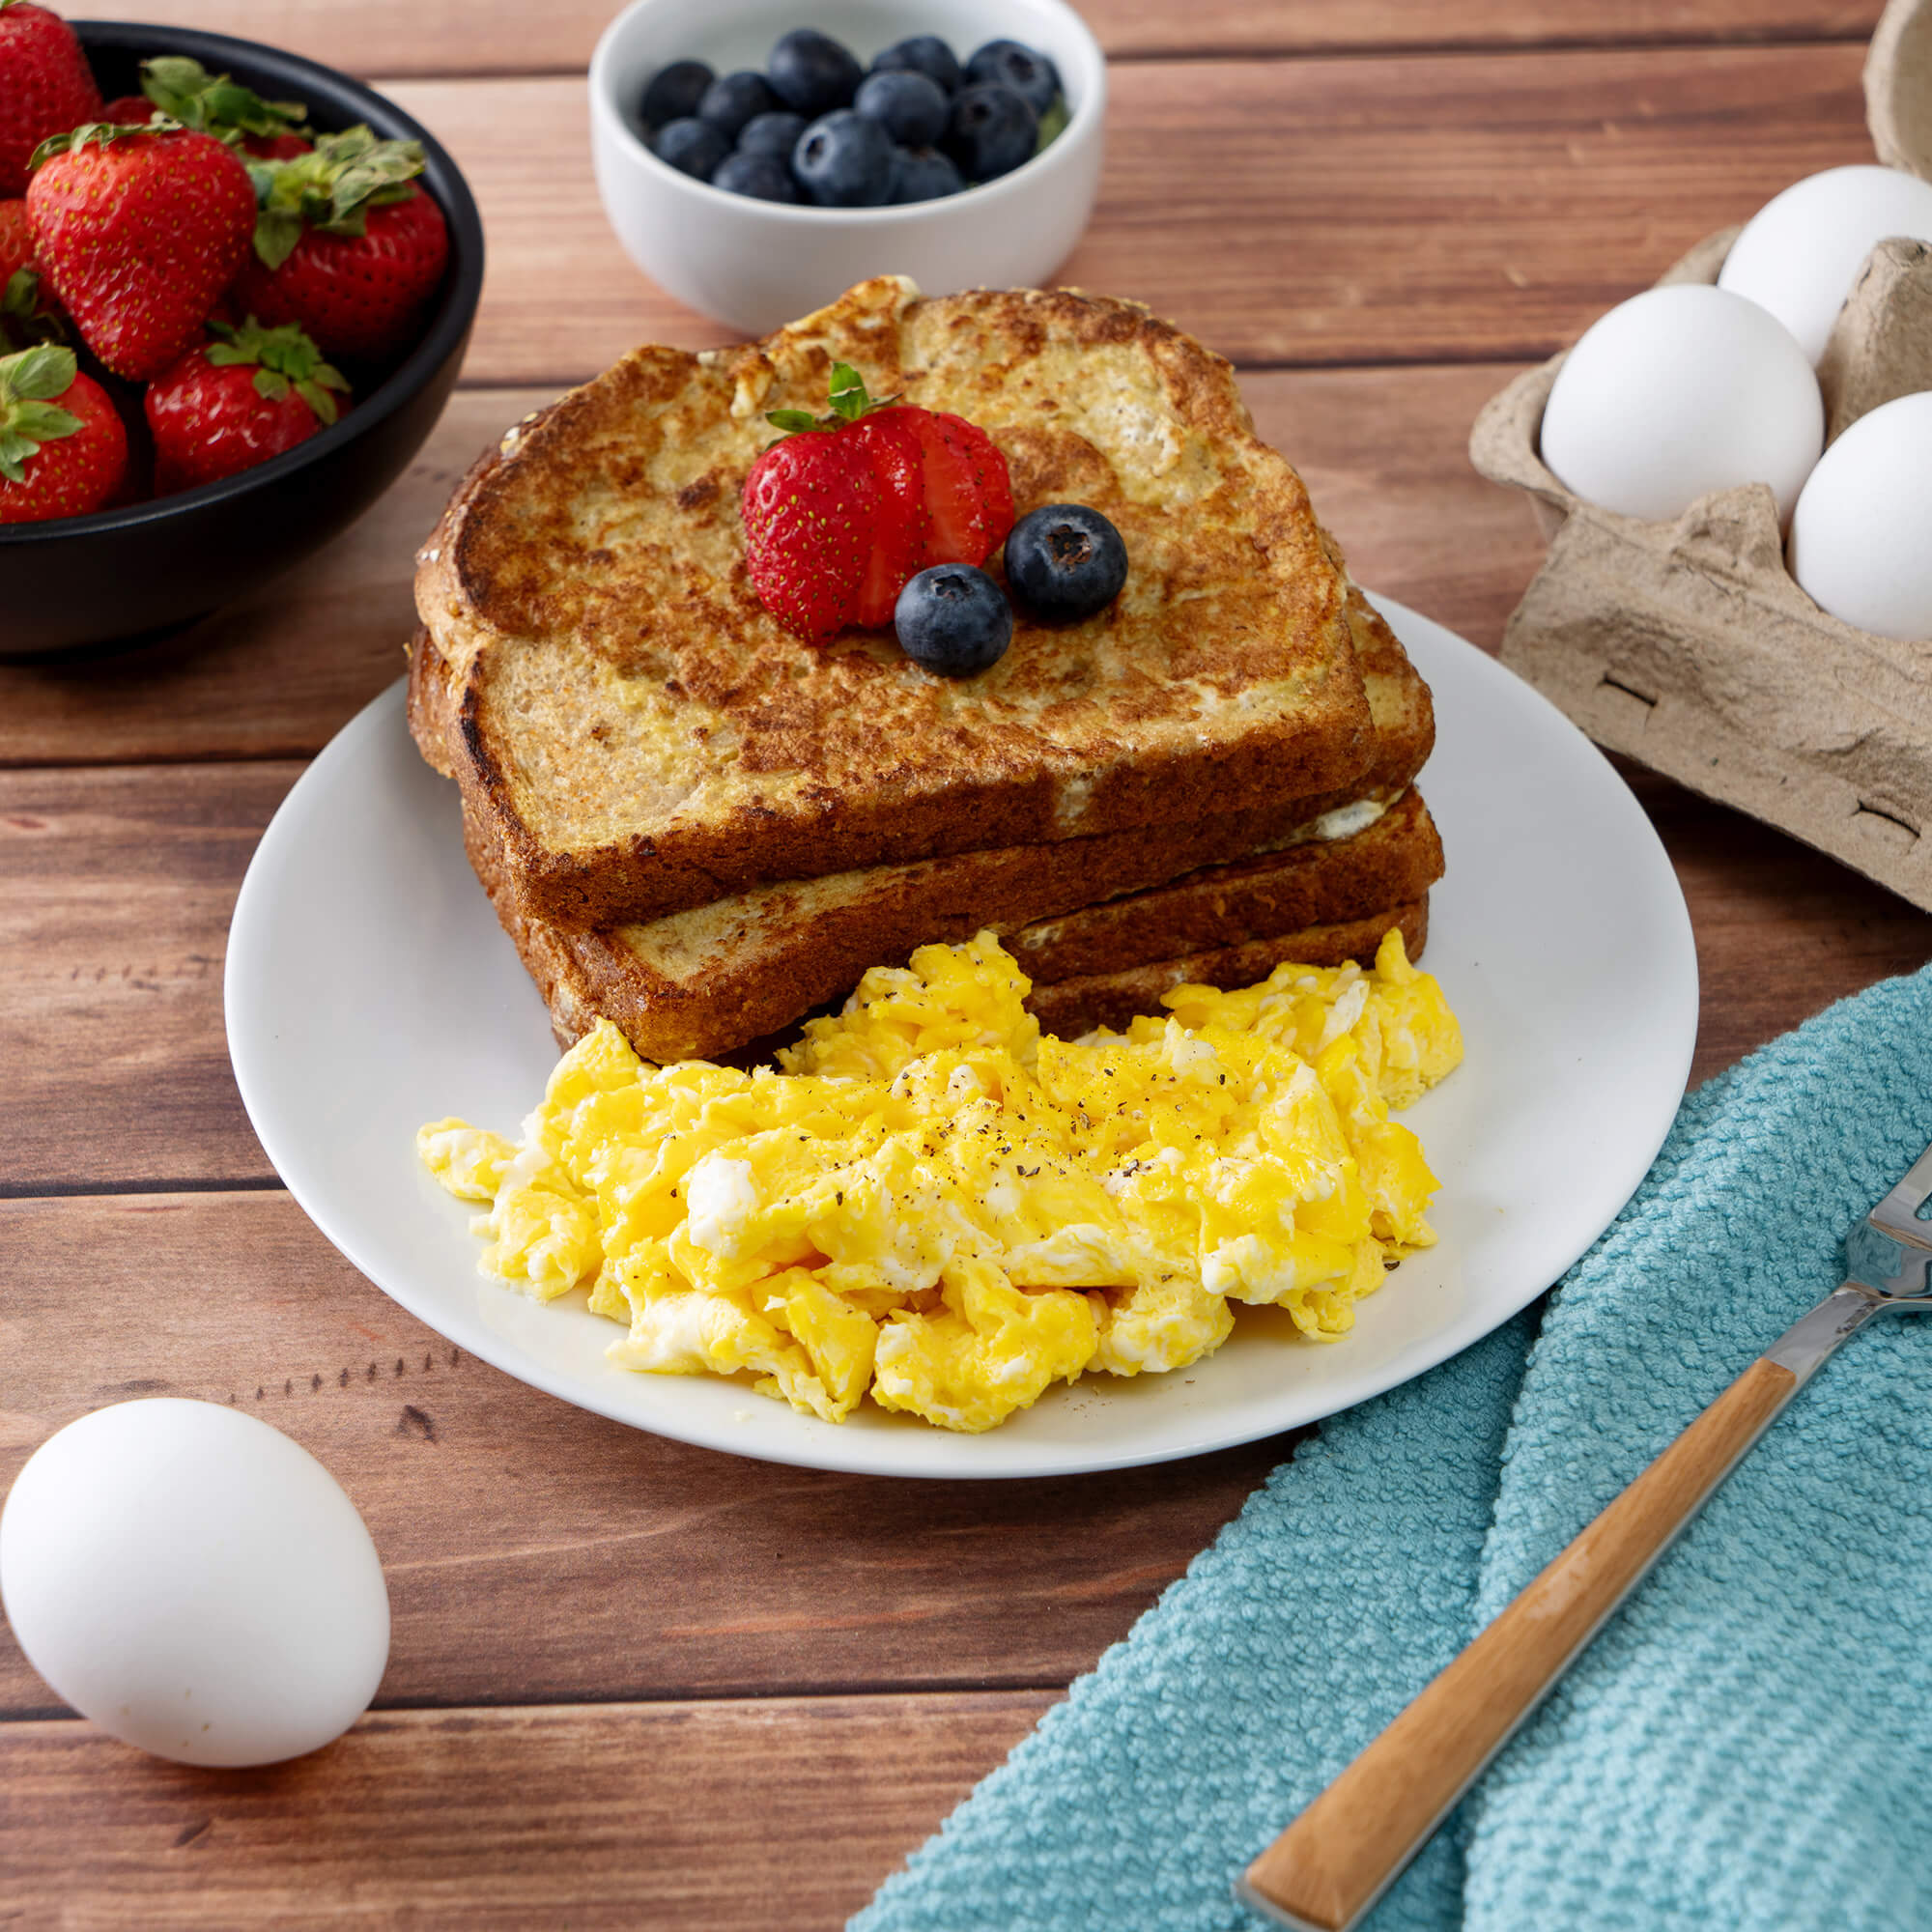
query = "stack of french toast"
xmin=408 ymin=278 xmax=1443 ymax=1062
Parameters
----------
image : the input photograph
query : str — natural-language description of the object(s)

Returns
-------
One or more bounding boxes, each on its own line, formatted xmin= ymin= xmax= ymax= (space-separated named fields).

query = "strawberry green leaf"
xmin=29 ymin=118 xmax=185 ymax=171
xmin=249 ymin=125 xmax=426 ymax=259
xmin=0 ymin=346 xmax=81 ymax=483
xmin=252 ymin=368 xmax=292 ymax=403
xmin=140 ymin=56 xmax=309 ymax=141
xmin=9 ymin=401 xmax=81 ymax=440
xmin=251 ymin=208 xmax=306 ymax=272
xmin=828 ymin=363 xmax=869 ymax=421
xmin=294 ymin=379 xmax=340 ymax=426
xmin=0 ymin=344 xmax=77 ymax=405
xmin=762 ymin=364 xmax=901 ymax=441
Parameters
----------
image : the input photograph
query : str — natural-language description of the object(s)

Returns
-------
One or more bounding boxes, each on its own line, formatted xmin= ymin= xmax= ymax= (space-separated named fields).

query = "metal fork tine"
xmin=1870 ymin=1139 xmax=1932 ymax=1233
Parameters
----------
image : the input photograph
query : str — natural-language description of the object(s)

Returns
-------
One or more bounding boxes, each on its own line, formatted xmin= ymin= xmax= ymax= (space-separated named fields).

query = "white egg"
xmin=1540 ymin=285 xmax=1823 ymax=526
xmin=1718 ymin=165 xmax=1932 ymax=364
xmin=0 ymin=1400 xmax=389 ymax=1767
xmin=1787 ymin=391 xmax=1932 ymax=641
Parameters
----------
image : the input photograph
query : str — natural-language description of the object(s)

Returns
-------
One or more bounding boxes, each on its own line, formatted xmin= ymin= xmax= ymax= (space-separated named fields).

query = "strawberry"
xmin=99 ymin=95 xmax=155 ymax=128
xmin=234 ymin=127 xmax=448 ymax=362
xmin=27 ymin=122 xmax=256 ymax=382
xmin=0 ymin=341 xmax=127 ymax=521
xmin=0 ymin=198 xmax=61 ymax=351
xmin=843 ymin=409 xmax=929 ymax=626
xmin=0 ymin=2 xmax=102 ymax=199
xmin=742 ymin=428 xmax=881 ymax=641
xmin=907 ymin=410 xmax=1014 ymax=567
xmin=743 ymin=362 xmax=1014 ymax=640
xmin=132 ymin=55 xmax=311 ymax=157
xmin=146 ymin=317 xmax=349 ymax=495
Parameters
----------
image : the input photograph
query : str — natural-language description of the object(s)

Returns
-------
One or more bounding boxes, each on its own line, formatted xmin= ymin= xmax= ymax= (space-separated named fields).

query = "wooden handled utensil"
xmin=1236 ymin=1136 xmax=1932 ymax=1932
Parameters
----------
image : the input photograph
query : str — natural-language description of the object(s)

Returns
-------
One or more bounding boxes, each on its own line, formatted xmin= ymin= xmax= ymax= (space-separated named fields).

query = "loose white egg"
xmin=0 ymin=1400 xmax=389 ymax=1767
xmin=1718 ymin=165 xmax=1932 ymax=364
xmin=1539 ymin=285 xmax=1823 ymax=525
xmin=1787 ymin=391 xmax=1932 ymax=641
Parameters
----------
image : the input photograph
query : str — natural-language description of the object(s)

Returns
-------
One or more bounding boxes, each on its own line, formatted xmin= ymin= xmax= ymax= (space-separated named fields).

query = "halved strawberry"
xmin=741 ymin=428 xmax=880 ymax=642
xmin=844 ymin=409 xmax=928 ymax=626
xmin=905 ymin=409 xmax=1015 ymax=567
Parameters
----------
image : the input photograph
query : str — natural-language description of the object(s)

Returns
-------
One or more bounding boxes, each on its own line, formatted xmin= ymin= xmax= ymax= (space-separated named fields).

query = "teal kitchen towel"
xmin=852 ymin=964 xmax=1932 ymax=1932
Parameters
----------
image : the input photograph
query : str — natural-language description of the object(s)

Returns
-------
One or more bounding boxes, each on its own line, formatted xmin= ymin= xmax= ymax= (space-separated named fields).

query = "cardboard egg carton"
xmin=1470 ymin=0 xmax=1932 ymax=911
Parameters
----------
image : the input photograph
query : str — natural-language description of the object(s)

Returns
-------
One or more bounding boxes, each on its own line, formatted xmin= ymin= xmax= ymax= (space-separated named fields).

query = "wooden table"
xmin=6 ymin=2 xmax=1930 ymax=1923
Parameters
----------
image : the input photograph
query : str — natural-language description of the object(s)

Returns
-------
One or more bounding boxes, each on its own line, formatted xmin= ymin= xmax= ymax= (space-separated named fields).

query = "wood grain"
xmin=1 ymin=763 xmax=294 ymax=1191
xmin=360 ymin=45 xmax=1873 ymax=384
xmin=0 ymin=1192 xmax=1287 ymax=1712
xmin=1242 ymin=1356 xmax=1796 ymax=1930
xmin=0 ymin=1692 xmax=1051 ymax=1929
xmin=88 ymin=0 xmax=1885 ymax=77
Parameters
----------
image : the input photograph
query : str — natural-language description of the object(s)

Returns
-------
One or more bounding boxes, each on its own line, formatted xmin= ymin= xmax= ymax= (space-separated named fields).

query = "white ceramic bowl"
xmin=588 ymin=0 xmax=1106 ymax=335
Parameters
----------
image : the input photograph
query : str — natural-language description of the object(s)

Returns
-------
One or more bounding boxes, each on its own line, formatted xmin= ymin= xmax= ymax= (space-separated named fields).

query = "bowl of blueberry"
xmin=588 ymin=0 xmax=1103 ymax=334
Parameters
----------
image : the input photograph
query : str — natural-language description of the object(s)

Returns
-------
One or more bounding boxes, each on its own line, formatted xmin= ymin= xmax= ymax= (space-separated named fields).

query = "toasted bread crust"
xmin=1023 ymin=899 xmax=1430 ymax=1039
xmin=478 ymin=792 xmax=1438 ymax=1064
xmin=1009 ymin=790 xmax=1441 ymax=982
xmin=413 ymin=278 xmax=1374 ymax=928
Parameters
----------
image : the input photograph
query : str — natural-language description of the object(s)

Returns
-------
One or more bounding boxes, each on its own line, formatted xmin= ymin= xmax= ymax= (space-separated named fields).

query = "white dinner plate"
xmin=225 ymin=598 xmax=1697 ymax=1479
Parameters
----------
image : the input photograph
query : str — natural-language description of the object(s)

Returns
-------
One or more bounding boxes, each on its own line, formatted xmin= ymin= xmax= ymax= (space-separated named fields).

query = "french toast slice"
xmin=1024 ymin=899 xmax=1430 ymax=1041
xmin=412 ymin=277 xmax=1374 ymax=930
xmin=489 ymin=789 xmax=1442 ymax=1062
xmin=448 ymin=582 xmax=1432 ymax=1062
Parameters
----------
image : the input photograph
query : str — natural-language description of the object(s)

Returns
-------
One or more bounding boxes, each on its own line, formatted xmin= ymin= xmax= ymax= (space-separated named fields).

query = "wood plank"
xmin=1 ymin=764 xmax=293 ymax=1190
xmin=0 ymin=1191 xmax=1286 ymax=1711
xmin=357 ymin=45 xmax=1873 ymax=384
xmin=0 ymin=1692 xmax=1050 ymax=1929
xmin=88 ymin=0 xmax=1884 ymax=77
xmin=0 ymin=369 xmax=1538 ymax=766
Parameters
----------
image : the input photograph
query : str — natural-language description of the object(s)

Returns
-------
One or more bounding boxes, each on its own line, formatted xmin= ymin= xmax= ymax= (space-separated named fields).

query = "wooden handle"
xmin=1241 ymin=1354 xmax=1797 ymax=1931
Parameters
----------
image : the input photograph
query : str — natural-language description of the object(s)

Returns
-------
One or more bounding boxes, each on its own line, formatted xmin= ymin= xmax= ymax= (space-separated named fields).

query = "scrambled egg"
xmin=419 ymin=929 xmax=1463 ymax=1433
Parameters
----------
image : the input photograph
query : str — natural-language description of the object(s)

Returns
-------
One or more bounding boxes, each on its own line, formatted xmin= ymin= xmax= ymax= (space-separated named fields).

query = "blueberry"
xmin=639 ymin=59 xmax=714 ymax=130
xmin=942 ymin=83 xmax=1037 ymax=184
xmin=853 ymin=70 xmax=950 ymax=149
xmin=888 ymin=145 xmax=964 ymax=204
xmin=768 ymin=28 xmax=863 ymax=118
xmin=654 ymin=116 xmax=731 ymax=180
xmin=698 ymin=70 xmax=778 ymax=140
xmin=792 ymin=109 xmax=894 ymax=207
xmin=710 ymin=150 xmax=799 ymax=202
xmin=737 ymin=109 xmax=808 ymax=160
xmin=895 ymin=566 xmax=1013 ymax=675
xmin=964 ymin=40 xmax=1060 ymax=118
xmin=1004 ymin=504 xmax=1128 ymax=621
xmin=870 ymin=34 xmax=963 ymax=96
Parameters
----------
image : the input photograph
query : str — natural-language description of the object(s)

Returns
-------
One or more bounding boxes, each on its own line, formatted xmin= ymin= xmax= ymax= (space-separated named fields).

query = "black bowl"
xmin=0 ymin=21 xmax=485 ymax=659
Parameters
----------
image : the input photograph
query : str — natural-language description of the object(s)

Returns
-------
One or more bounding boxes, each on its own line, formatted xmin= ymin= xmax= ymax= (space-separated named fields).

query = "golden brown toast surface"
xmin=413 ymin=278 xmax=1373 ymax=928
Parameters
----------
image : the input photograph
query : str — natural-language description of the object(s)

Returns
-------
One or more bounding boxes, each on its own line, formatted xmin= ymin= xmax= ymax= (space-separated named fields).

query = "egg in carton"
xmin=1470 ymin=0 xmax=1932 ymax=914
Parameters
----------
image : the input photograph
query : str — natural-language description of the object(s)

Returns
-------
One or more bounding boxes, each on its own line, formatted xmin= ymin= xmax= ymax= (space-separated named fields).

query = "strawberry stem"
xmin=764 ymin=361 xmax=901 ymax=440
xmin=247 ymin=126 xmax=427 ymax=269
xmin=204 ymin=318 xmax=351 ymax=426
